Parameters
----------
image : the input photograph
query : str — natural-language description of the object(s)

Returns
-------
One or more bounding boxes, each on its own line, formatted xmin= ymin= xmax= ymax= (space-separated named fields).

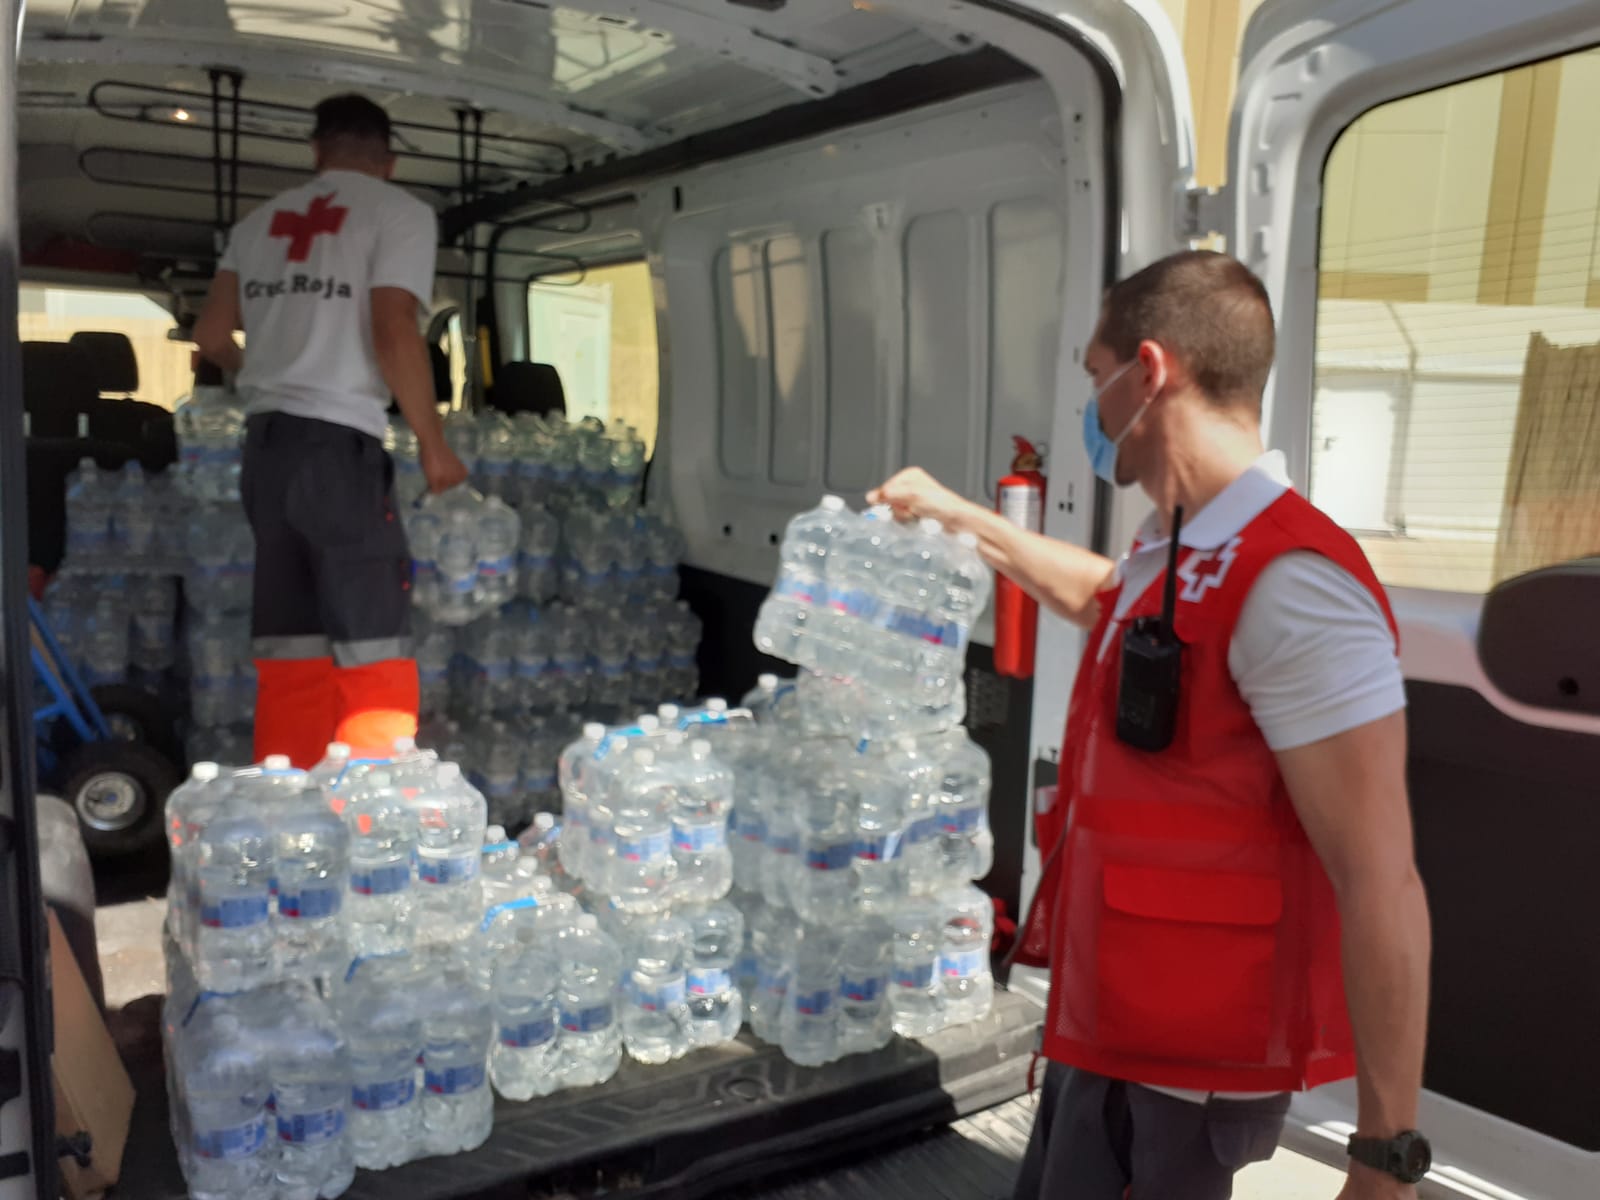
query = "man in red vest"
xmin=871 ymin=250 xmax=1431 ymax=1199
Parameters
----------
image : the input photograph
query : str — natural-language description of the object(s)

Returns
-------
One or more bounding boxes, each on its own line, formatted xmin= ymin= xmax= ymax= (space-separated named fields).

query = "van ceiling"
xmin=17 ymin=0 xmax=991 ymax=270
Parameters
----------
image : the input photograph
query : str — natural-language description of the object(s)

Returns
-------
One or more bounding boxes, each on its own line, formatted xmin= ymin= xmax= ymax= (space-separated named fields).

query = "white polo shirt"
xmin=1105 ymin=451 xmax=1407 ymax=1102
xmin=220 ymin=169 xmax=437 ymax=440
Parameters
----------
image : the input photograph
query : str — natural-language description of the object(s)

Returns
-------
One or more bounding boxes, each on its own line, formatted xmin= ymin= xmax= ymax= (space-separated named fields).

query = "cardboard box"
xmin=49 ymin=909 xmax=135 ymax=1200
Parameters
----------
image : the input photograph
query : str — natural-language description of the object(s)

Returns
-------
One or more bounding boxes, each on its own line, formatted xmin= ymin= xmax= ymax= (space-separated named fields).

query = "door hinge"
xmin=1179 ymin=186 xmax=1229 ymax=242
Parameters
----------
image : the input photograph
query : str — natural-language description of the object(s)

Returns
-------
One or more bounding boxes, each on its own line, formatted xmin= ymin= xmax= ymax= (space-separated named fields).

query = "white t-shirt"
xmin=1100 ymin=451 xmax=1406 ymax=1102
xmin=220 ymin=169 xmax=437 ymax=440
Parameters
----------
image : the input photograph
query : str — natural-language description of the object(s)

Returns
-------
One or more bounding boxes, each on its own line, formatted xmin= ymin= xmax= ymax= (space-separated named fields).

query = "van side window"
xmin=528 ymin=261 xmax=659 ymax=455
xmin=1311 ymin=46 xmax=1600 ymax=592
xmin=20 ymin=284 xmax=191 ymax=408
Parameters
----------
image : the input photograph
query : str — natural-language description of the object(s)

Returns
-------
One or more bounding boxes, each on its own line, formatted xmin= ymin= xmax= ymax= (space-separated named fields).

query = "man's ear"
xmin=383 ymin=153 xmax=398 ymax=181
xmin=311 ymin=139 xmax=327 ymax=173
xmin=1137 ymin=338 xmax=1172 ymax=400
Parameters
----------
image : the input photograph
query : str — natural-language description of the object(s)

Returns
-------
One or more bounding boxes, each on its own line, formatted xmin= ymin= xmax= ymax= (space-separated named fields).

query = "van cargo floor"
xmin=114 ymin=990 xmax=1042 ymax=1200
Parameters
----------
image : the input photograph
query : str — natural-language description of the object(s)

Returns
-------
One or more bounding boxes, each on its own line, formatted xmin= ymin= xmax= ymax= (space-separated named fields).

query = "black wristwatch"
xmin=1347 ymin=1130 xmax=1432 ymax=1184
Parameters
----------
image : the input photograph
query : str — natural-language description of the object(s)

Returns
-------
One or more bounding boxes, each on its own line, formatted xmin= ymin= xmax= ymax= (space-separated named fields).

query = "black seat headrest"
xmin=22 ymin=342 xmax=99 ymax=439
xmin=68 ymin=330 xmax=140 ymax=394
xmin=491 ymin=361 xmax=566 ymax=418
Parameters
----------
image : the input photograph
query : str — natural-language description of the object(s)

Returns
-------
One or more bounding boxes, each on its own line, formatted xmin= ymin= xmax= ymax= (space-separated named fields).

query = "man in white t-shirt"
xmin=872 ymin=251 xmax=1432 ymax=1200
xmin=194 ymin=93 xmax=467 ymax=768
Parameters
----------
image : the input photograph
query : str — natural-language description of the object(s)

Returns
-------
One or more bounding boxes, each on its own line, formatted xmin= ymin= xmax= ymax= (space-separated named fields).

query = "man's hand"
xmin=420 ymin=440 xmax=469 ymax=494
xmin=867 ymin=467 xmax=981 ymax=531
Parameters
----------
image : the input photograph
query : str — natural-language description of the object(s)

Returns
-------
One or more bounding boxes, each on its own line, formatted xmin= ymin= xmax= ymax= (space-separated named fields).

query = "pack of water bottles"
xmin=160 ymin=742 xmax=636 ymax=1197
xmin=44 ymin=456 xmax=188 ymax=688
xmin=392 ymin=409 xmax=647 ymax=515
xmin=753 ymin=496 xmax=992 ymax=738
xmin=555 ymin=684 xmax=998 ymax=1069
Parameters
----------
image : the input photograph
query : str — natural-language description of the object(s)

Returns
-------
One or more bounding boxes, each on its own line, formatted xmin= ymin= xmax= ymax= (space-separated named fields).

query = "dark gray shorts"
xmin=1011 ymin=1063 xmax=1290 ymax=1200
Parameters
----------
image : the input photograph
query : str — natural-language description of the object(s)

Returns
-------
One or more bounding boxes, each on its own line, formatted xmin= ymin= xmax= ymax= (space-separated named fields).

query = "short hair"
xmin=311 ymin=94 xmax=391 ymax=150
xmin=1094 ymin=250 xmax=1275 ymax=410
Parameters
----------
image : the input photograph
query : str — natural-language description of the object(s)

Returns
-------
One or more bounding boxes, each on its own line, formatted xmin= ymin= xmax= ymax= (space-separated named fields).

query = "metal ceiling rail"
xmin=77 ymin=145 xmax=458 ymax=203
xmin=86 ymin=79 xmax=575 ymax=177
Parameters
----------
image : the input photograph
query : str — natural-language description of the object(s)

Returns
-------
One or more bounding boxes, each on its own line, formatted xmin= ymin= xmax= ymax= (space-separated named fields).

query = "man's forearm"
xmin=1340 ymin=869 xmax=1432 ymax=1138
xmin=199 ymin=338 xmax=244 ymax=374
xmin=945 ymin=504 xmax=1116 ymax=628
xmin=375 ymin=327 xmax=446 ymax=450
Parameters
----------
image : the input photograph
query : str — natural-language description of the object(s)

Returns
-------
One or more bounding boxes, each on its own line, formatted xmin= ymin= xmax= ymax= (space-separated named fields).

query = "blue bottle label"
xmin=352 ymin=1076 xmax=415 ymax=1112
xmin=687 ymin=967 xmax=731 ymax=996
xmin=278 ymin=885 xmax=341 ymax=920
xmin=804 ymin=842 xmax=854 ymax=872
xmin=840 ymin=974 xmax=886 ymax=1004
xmin=853 ymin=831 xmax=903 ymax=862
xmin=769 ymin=831 xmax=799 ymax=857
xmin=417 ymin=853 xmax=479 ymax=885
xmin=424 ymin=1063 xmax=486 ymax=1095
xmin=940 ymin=948 xmax=989 ymax=979
xmin=672 ymin=820 xmax=727 ymax=853
xmin=736 ymin=812 xmax=767 ymax=843
xmin=561 ymin=1002 xmax=614 ymax=1033
xmin=199 ymin=891 xmax=269 ymax=930
xmin=350 ymin=861 xmax=410 ymax=896
xmin=277 ymin=1106 xmax=345 ymax=1146
xmin=617 ymin=830 xmax=671 ymax=862
xmin=632 ymin=975 xmax=687 ymax=1011
xmin=893 ymin=962 xmax=936 ymax=990
xmin=938 ymin=806 xmax=985 ymax=835
xmin=194 ymin=1112 xmax=268 ymax=1160
xmin=792 ymin=987 xmax=834 ymax=1016
xmin=499 ymin=1015 xmax=557 ymax=1048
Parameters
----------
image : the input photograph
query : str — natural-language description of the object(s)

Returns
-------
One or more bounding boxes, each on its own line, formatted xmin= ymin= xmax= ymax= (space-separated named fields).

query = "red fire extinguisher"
xmin=994 ymin=436 xmax=1045 ymax=679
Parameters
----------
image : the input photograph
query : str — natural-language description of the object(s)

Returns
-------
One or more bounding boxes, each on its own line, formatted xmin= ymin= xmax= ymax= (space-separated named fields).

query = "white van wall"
xmin=650 ymin=80 xmax=1071 ymax=611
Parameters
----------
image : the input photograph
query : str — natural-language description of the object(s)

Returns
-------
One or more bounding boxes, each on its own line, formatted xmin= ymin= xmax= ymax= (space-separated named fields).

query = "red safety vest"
xmin=1012 ymin=489 xmax=1397 ymax=1093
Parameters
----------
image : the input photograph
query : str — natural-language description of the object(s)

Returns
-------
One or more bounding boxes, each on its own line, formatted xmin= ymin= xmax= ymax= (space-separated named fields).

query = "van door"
xmin=1222 ymin=2 xmax=1600 ymax=1195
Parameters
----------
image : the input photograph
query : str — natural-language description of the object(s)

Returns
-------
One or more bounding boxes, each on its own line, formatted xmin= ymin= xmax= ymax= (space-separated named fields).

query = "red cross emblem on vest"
xmin=1176 ymin=536 xmax=1243 ymax=603
xmin=269 ymin=193 xmax=348 ymax=263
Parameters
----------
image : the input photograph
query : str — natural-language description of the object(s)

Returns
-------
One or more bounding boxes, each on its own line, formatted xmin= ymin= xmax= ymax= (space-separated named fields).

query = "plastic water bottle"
xmin=938 ymin=883 xmax=995 ymax=1027
xmin=335 ymin=954 xmax=425 ymax=1171
xmin=780 ymin=935 xmax=841 ymax=1067
xmin=790 ymin=783 xmax=857 ymax=927
xmin=885 ymin=737 xmax=943 ymax=897
xmin=555 ymin=915 xmax=624 ymax=1087
xmin=112 ymin=462 xmax=157 ymax=560
xmin=491 ymin=939 xmax=563 ymax=1100
xmin=557 ymin=723 xmax=606 ymax=880
xmin=309 ymin=743 xmax=352 ymax=805
xmin=165 ymin=762 xmax=224 ymax=959
xmin=746 ymin=902 xmax=798 ymax=1045
xmin=923 ymin=531 xmax=991 ymax=702
xmin=417 ymin=949 xmax=494 ymax=1156
xmin=873 ymin=517 xmax=947 ymax=692
xmin=623 ymin=916 xmax=692 ymax=1065
xmin=933 ymin=731 xmax=994 ymax=887
xmin=605 ymin=427 xmax=646 ymax=510
xmin=813 ymin=505 xmax=900 ymax=677
xmin=194 ymin=795 xmax=276 ymax=993
xmin=413 ymin=764 xmax=487 ymax=942
xmin=131 ymin=575 xmax=179 ymax=672
xmin=415 ymin=622 xmax=455 ymax=718
xmin=591 ymin=614 xmax=633 ymax=710
xmin=477 ymin=495 xmax=521 ymax=608
xmin=663 ymin=601 xmax=703 ymax=700
xmin=683 ymin=901 xmax=744 ymax=1048
xmin=852 ymin=753 xmax=910 ymax=914
xmin=754 ymin=495 xmax=851 ymax=663
xmin=82 ymin=597 xmax=130 ymax=686
xmin=475 ymin=415 xmax=516 ymax=499
xmin=271 ymin=787 xmax=350 ymax=981
xmin=890 ymin=901 xmax=946 ymax=1038
xmin=740 ymin=673 xmax=786 ymax=722
xmin=837 ymin=917 xmax=894 ymax=1056
xmin=247 ymin=981 xmax=354 ymax=1200
xmin=479 ymin=825 xmax=521 ymax=915
xmin=176 ymin=993 xmax=275 ymax=1200
xmin=669 ymin=740 xmax=733 ymax=905
xmin=609 ymin=749 xmax=677 ymax=913
xmin=341 ymin=771 xmax=416 ymax=958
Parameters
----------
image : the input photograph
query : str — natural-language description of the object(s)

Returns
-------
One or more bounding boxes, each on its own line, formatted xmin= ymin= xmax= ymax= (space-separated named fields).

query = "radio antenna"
xmin=1159 ymin=506 xmax=1185 ymax=645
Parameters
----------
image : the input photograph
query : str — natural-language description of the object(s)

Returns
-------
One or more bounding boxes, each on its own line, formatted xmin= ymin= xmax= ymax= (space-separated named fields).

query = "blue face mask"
xmin=1081 ymin=360 xmax=1145 ymax=485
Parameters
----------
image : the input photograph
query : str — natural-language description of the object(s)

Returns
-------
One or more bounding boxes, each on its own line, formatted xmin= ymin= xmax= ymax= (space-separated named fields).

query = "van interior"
xmin=6 ymin=1 xmax=1600 ymax=1198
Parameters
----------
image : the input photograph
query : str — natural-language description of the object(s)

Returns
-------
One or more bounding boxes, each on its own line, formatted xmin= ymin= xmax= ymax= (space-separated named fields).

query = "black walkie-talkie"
xmin=1115 ymin=505 xmax=1185 ymax=752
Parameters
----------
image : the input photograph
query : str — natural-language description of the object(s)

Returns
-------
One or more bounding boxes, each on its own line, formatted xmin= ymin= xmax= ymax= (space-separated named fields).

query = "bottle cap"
xmin=657 ymin=704 xmax=680 ymax=721
xmin=638 ymin=716 xmax=661 ymax=733
xmin=192 ymin=762 xmax=220 ymax=782
xmin=392 ymin=736 xmax=417 ymax=754
xmin=584 ymin=722 xmax=607 ymax=739
xmin=919 ymin=518 xmax=943 ymax=536
xmin=758 ymin=673 xmax=778 ymax=690
xmin=263 ymin=754 xmax=291 ymax=772
xmin=820 ymin=494 xmax=846 ymax=511
xmin=534 ymin=813 xmax=556 ymax=832
xmin=436 ymin=763 xmax=462 ymax=783
xmin=706 ymin=698 xmax=728 ymax=713
xmin=325 ymin=742 xmax=351 ymax=760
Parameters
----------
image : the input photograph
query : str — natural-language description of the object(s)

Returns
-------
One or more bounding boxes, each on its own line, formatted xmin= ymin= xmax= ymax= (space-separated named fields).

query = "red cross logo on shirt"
xmin=1176 ymin=536 xmax=1243 ymax=603
xmin=268 ymin=193 xmax=348 ymax=262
